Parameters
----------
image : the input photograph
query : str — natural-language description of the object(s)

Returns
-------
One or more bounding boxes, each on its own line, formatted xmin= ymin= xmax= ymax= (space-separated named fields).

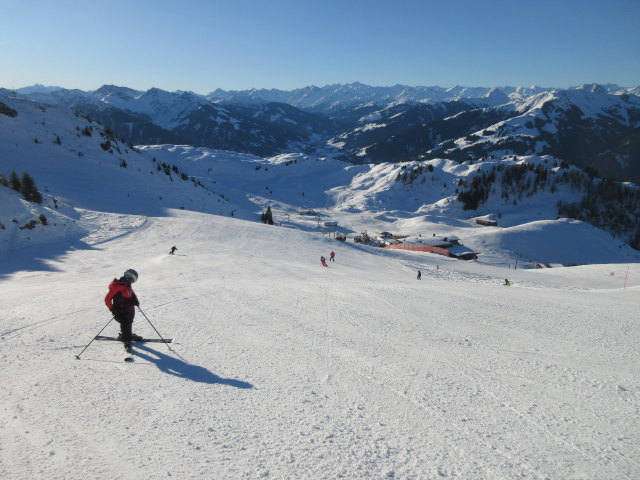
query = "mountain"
xmin=2 ymin=93 xmax=639 ymax=260
xmin=7 ymin=85 xmax=334 ymax=156
xmin=328 ymin=85 xmax=640 ymax=184
xmin=419 ymin=85 xmax=640 ymax=182
xmin=207 ymin=82 xmax=547 ymax=113
xmin=8 ymin=82 xmax=640 ymax=184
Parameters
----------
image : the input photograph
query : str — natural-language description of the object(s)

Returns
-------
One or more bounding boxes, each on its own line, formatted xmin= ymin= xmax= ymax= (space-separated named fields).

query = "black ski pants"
xmin=114 ymin=308 xmax=135 ymax=342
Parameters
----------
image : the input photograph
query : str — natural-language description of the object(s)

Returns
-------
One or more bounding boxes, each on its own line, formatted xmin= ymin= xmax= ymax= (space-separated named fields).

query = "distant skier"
xmin=417 ymin=270 xmax=421 ymax=280
xmin=504 ymin=278 xmax=511 ymax=286
xmin=169 ymin=246 xmax=178 ymax=255
xmin=321 ymin=256 xmax=328 ymax=267
xmin=329 ymin=251 xmax=335 ymax=262
xmin=104 ymin=269 xmax=142 ymax=345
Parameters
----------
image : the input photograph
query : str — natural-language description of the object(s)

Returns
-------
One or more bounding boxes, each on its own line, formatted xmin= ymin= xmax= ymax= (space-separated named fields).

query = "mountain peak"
xmin=576 ymin=83 xmax=608 ymax=95
xmin=17 ymin=84 xmax=63 ymax=94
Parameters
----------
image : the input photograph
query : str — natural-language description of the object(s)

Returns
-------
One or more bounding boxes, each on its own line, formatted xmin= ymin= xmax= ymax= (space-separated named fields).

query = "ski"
xmin=94 ymin=335 xmax=174 ymax=343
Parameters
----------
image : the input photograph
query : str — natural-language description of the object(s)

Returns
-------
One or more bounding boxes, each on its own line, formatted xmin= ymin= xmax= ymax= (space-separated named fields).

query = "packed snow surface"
xmin=1 ymin=209 xmax=639 ymax=480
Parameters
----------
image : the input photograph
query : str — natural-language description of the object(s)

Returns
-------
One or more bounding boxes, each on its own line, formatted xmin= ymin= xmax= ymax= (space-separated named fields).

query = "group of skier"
xmin=320 ymin=251 xmax=335 ymax=267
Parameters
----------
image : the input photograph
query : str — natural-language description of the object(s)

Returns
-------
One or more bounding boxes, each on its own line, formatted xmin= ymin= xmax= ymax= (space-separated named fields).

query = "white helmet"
xmin=123 ymin=269 xmax=138 ymax=283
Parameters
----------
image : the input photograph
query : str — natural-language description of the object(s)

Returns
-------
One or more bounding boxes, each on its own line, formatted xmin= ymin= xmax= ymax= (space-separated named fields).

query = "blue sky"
xmin=1 ymin=0 xmax=639 ymax=93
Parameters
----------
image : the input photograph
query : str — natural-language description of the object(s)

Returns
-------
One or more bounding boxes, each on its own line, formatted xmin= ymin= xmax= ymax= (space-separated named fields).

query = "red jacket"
xmin=104 ymin=279 xmax=139 ymax=311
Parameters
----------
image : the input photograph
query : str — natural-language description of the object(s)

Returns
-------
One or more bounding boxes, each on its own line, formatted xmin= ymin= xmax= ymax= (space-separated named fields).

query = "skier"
xmin=504 ymin=278 xmax=511 ymax=286
xmin=329 ymin=251 xmax=335 ymax=262
xmin=417 ymin=270 xmax=421 ymax=280
xmin=169 ymin=246 xmax=178 ymax=255
xmin=104 ymin=269 xmax=142 ymax=345
xmin=321 ymin=256 xmax=328 ymax=267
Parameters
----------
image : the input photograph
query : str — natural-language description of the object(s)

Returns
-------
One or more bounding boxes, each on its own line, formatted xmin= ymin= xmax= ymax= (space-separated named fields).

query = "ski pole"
xmin=75 ymin=316 xmax=114 ymax=359
xmin=137 ymin=307 xmax=174 ymax=352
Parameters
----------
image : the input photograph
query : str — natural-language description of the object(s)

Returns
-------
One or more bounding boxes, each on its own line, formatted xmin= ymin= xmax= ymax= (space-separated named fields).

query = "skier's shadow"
xmin=133 ymin=344 xmax=253 ymax=389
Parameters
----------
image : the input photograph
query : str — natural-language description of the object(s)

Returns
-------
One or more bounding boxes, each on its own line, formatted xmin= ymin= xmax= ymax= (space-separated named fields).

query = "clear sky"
xmin=1 ymin=0 xmax=639 ymax=94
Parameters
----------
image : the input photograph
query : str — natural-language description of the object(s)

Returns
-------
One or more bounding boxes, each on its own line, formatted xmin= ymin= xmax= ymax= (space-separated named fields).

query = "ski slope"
xmin=1 ymin=209 xmax=639 ymax=479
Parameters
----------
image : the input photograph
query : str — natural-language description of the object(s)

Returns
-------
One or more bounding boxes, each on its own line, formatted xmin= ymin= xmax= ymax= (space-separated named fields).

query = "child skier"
xmin=321 ymin=256 xmax=328 ymax=267
xmin=104 ymin=269 xmax=142 ymax=345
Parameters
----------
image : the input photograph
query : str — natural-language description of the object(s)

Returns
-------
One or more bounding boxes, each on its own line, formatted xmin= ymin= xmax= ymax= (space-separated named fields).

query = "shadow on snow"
xmin=0 ymin=239 xmax=100 ymax=279
xmin=133 ymin=343 xmax=253 ymax=389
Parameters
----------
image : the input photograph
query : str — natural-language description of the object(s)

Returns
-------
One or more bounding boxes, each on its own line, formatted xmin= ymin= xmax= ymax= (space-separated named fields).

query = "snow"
xmin=2 ymin=209 xmax=639 ymax=479
xmin=358 ymin=123 xmax=388 ymax=132
xmin=2 ymin=94 xmax=640 ymax=479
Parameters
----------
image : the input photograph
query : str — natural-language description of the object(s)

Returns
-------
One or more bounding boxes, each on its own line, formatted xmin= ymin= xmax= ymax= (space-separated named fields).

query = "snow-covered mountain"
xmin=2 ymin=93 xmax=639 ymax=267
xmin=5 ymin=84 xmax=334 ymax=157
xmin=205 ymin=82 xmax=639 ymax=112
xmin=7 ymin=82 xmax=640 ymax=184
xmin=333 ymin=85 xmax=640 ymax=184
xmin=421 ymin=85 xmax=640 ymax=182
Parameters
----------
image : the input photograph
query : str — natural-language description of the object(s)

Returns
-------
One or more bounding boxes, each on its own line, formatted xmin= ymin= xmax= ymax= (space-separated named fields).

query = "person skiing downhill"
xmin=104 ymin=269 xmax=142 ymax=345
xmin=329 ymin=251 xmax=335 ymax=262
xmin=321 ymin=256 xmax=328 ymax=267
xmin=417 ymin=270 xmax=421 ymax=280
xmin=169 ymin=246 xmax=178 ymax=255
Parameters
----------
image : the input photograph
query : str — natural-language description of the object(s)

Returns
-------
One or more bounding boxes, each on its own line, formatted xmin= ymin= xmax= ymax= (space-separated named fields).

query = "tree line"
xmin=0 ymin=171 xmax=43 ymax=204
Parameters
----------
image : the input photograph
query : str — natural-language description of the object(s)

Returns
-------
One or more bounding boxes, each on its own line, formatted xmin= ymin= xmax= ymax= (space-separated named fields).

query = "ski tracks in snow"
xmin=138 ymin=275 xmax=640 ymax=478
xmin=305 ymin=283 xmax=640 ymax=479
xmin=77 ymin=210 xmax=148 ymax=247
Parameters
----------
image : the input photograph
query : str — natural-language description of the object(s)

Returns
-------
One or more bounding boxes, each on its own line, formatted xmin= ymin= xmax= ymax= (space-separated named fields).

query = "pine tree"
xmin=261 ymin=206 xmax=274 ymax=225
xmin=20 ymin=173 xmax=43 ymax=204
xmin=9 ymin=171 xmax=21 ymax=192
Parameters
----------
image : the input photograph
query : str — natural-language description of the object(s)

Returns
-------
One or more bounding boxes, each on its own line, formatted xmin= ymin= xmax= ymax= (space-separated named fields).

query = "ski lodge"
xmin=384 ymin=235 xmax=477 ymax=260
xmin=475 ymin=214 xmax=498 ymax=227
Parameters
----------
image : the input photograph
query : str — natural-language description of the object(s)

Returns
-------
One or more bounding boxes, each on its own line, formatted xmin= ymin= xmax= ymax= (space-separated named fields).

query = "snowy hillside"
xmin=2 ymin=95 xmax=639 ymax=270
xmin=0 ymin=96 xmax=240 ymax=264
xmin=2 ymin=208 xmax=639 ymax=479
xmin=2 ymin=90 xmax=640 ymax=479
xmin=0 ymin=97 xmax=233 ymax=215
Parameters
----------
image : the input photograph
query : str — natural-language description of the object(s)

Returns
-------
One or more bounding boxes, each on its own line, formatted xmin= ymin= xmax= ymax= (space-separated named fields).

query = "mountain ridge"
xmin=6 ymin=82 xmax=639 ymax=184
